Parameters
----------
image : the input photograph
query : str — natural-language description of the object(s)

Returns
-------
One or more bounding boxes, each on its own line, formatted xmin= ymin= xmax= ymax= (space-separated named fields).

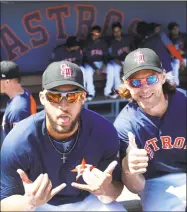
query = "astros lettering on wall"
xmin=0 ymin=3 xmax=135 ymax=62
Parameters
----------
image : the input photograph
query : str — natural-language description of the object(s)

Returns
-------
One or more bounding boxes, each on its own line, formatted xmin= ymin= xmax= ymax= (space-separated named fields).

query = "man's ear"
xmin=5 ymin=79 xmax=10 ymax=86
xmin=81 ymin=92 xmax=87 ymax=104
xmin=39 ymin=91 xmax=45 ymax=106
xmin=161 ymin=72 xmax=167 ymax=85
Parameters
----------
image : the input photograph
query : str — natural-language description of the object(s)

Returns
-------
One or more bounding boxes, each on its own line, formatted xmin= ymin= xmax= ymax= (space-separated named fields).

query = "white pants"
xmin=80 ymin=66 xmax=86 ymax=88
xmin=84 ymin=62 xmax=114 ymax=96
xmin=36 ymin=194 xmax=126 ymax=211
xmin=140 ymin=173 xmax=186 ymax=211
xmin=171 ymin=58 xmax=187 ymax=86
xmin=171 ymin=59 xmax=180 ymax=86
xmin=110 ymin=61 xmax=123 ymax=90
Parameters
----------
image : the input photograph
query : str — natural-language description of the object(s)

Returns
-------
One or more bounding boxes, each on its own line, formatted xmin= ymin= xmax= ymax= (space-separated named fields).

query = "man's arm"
xmin=97 ymin=179 xmax=124 ymax=203
xmin=121 ymin=132 xmax=148 ymax=194
xmin=71 ymin=161 xmax=123 ymax=204
xmin=1 ymin=195 xmax=35 ymax=211
xmin=121 ymin=156 xmax=145 ymax=194
xmin=1 ymin=170 xmax=66 ymax=211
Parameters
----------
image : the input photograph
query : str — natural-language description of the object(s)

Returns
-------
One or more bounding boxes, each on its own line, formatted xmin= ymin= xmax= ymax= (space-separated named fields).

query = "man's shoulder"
xmin=2 ymin=110 xmax=45 ymax=147
xmin=114 ymin=101 xmax=139 ymax=129
xmin=81 ymin=108 xmax=116 ymax=133
xmin=117 ymin=101 xmax=138 ymax=119
xmin=169 ymin=90 xmax=187 ymax=109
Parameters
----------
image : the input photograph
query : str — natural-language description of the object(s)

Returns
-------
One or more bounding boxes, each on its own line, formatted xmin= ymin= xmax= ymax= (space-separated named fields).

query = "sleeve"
xmin=97 ymin=127 xmax=122 ymax=182
xmin=160 ymin=32 xmax=183 ymax=62
xmin=8 ymin=107 xmax=30 ymax=129
xmin=113 ymin=114 xmax=133 ymax=163
xmin=0 ymin=136 xmax=31 ymax=200
xmin=83 ymin=46 xmax=98 ymax=70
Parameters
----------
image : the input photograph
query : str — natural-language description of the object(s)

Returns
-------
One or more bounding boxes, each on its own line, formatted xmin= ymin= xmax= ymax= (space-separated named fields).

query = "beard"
xmin=46 ymin=110 xmax=81 ymax=134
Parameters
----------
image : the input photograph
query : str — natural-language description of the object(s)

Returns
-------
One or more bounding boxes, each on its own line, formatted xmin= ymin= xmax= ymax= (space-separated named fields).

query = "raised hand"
xmin=123 ymin=132 xmax=149 ymax=175
xmin=71 ymin=161 xmax=118 ymax=196
xmin=17 ymin=169 xmax=66 ymax=208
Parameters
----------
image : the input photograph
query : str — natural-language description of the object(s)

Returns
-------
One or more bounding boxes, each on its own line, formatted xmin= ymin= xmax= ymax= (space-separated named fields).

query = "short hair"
xmin=136 ymin=21 xmax=149 ymax=37
xmin=91 ymin=25 xmax=101 ymax=33
xmin=167 ymin=22 xmax=179 ymax=31
xmin=112 ymin=22 xmax=122 ymax=30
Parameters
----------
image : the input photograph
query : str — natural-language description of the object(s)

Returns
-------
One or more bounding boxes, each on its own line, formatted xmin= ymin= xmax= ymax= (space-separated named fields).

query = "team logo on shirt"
xmin=60 ymin=63 xmax=73 ymax=78
xmin=71 ymin=158 xmax=95 ymax=181
xmin=134 ymin=51 xmax=145 ymax=64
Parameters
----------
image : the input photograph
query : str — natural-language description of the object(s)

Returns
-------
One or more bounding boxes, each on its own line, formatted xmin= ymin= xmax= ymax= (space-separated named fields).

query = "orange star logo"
xmin=71 ymin=158 xmax=95 ymax=181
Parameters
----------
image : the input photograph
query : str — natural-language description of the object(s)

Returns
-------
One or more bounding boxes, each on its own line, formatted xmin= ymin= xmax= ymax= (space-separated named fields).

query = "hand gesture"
xmin=17 ymin=169 xmax=66 ymax=208
xmin=123 ymin=132 xmax=149 ymax=175
xmin=71 ymin=161 xmax=117 ymax=196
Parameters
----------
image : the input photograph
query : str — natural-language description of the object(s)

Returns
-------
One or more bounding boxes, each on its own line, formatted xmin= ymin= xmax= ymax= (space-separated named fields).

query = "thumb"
xmin=128 ymin=132 xmax=137 ymax=149
xmin=104 ymin=161 xmax=118 ymax=175
xmin=17 ymin=169 xmax=32 ymax=184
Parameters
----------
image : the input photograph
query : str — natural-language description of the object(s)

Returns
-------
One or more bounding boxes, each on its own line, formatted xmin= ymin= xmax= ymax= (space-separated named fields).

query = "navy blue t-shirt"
xmin=1 ymin=108 xmax=121 ymax=206
xmin=114 ymin=91 xmax=186 ymax=179
xmin=1 ymin=89 xmax=36 ymax=145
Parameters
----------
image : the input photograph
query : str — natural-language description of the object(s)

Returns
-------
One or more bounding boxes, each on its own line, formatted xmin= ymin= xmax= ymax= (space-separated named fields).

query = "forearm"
xmin=98 ymin=181 xmax=123 ymax=204
xmin=1 ymin=195 xmax=35 ymax=211
xmin=122 ymin=171 xmax=145 ymax=194
xmin=121 ymin=156 xmax=145 ymax=194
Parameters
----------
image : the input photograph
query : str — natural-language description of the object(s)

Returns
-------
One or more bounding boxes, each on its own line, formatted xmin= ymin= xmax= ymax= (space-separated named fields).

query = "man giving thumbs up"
xmin=114 ymin=48 xmax=186 ymax=211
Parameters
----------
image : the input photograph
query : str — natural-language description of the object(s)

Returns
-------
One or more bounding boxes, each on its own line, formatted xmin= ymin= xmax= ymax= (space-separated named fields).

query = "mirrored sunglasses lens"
xmin=147 ymin=75 xmax=158 ymax=85
xmin=66 ymin=93 xmax=79 ymax=103
xmin=130 ymin=79 xmax=142 ymax=88
xmin=46 ymin=92 xmax=62 ymax=103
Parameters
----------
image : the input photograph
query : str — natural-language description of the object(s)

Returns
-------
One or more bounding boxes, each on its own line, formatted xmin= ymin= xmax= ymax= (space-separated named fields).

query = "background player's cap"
xmin=0 ymin=61 xmax=21 ymax=79
xmin=42 ymin=61 xmax=87 ymax=92
xmin=64 ymin=36 xmax=80 ymax=48
xmin=123 ymin=48 xmax=163 ymax=80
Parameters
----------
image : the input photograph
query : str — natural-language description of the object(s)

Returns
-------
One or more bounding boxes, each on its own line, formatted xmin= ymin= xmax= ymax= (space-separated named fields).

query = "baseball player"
xmin=51 ymin=36 xmax=86 ymax=87
xmin=109 ymin=22 xmax=134 ymax=92
xmin=0 ymin=61 xmax=37 ymax=145
xmin=114 ymin=48 xmax=186 ymax=211
xmin=1 ymin=61 xmax=125 ymax=211
xmin=137 ymin=21 xmax=184 ymax=85
xmin=83 ymin=25 xmax=117 ymax=101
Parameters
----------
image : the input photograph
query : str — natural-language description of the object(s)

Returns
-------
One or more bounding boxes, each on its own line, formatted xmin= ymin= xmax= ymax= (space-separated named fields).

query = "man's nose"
xmin=58 ymin=97 xmax=69 ymax=110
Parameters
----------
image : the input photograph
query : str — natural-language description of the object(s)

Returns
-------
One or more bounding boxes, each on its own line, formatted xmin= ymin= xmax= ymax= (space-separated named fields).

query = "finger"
xmin=45 ymin=180 xmax=52 ymax=194
xmin=82 ymin=170 xmax=97 ymax=185
xmin=17 ymin=169 xmax=32 ymax=184
xmin=128 ymin=156 xmax=149 ymax=164
xmin=129 ymin=162 xmax=148 ymax=170
xmin=91 ymin=168 xmax=104 ymax=178
xmin=31 ymin=174 xmax=44 ymax=194
xmin=128 ymin=132 xmax=137 ymax=149
xmin=104 ymin=161 xmax=118 ymax=175
xmin=130 ymin=168 xmax=147 ymax=175
xmin=71 ymin=182 xmax=92 ymax=192
xmin=130 ymin=149 xmax=148 ymax=157
xmin=50 ymin=183 xmax=66 ymax=198
xmin=35 ymin=173 xmax=50 ymax=197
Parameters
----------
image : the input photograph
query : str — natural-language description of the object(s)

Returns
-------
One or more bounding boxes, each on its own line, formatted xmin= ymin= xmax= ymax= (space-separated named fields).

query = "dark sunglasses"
xmin=45 ymin=90 xmax=84 ymax=104
xmin=127 ymin=75 xmax=159 ymax=88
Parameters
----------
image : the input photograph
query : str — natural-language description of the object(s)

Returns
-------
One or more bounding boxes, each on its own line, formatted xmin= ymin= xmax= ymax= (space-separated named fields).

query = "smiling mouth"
xmin=140 ymin=93 xmax=154 ymax=99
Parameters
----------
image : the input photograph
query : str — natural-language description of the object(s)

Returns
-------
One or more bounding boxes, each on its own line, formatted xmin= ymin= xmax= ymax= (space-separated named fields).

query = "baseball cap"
xmin=64 ymin=36 xmax=80 ymax=48
xmin=123 ymin=48 xmax=163 ymax=80
xmin=42 ymin=60 xmax=87 ymax=92
xmin=0 ymin=61 xmax=21 ymax=79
